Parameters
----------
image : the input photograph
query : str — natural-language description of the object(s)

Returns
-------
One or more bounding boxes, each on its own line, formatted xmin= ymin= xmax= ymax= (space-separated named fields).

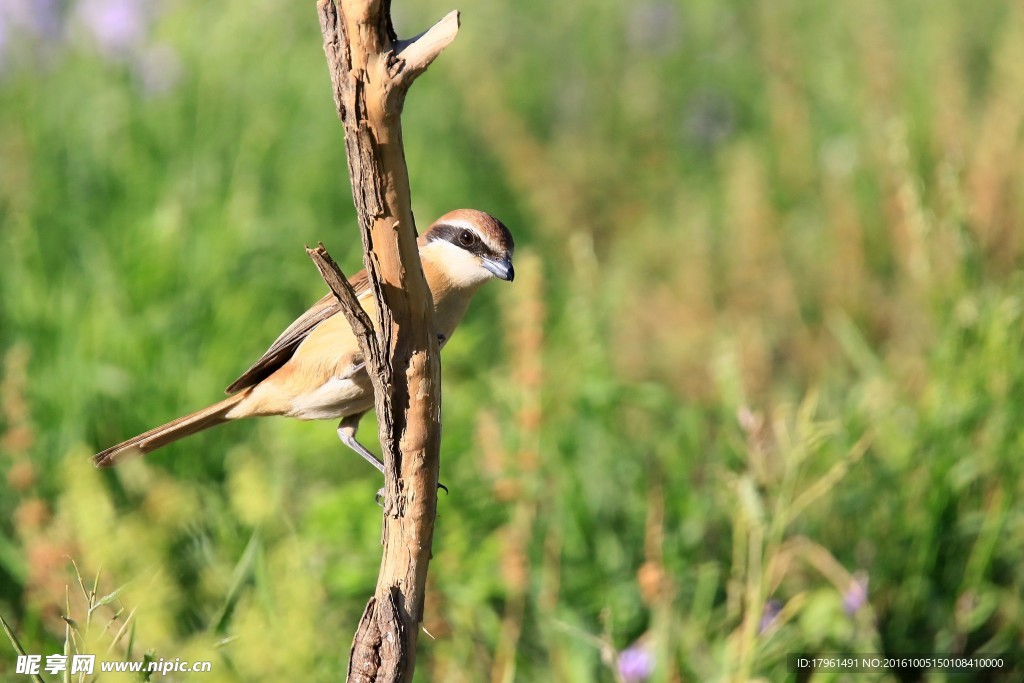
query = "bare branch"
xmin=392 ymin=11 xmax=461 ymax=89
xmin=314 ymin=0 xmax=458 ymax=680
xmin=317 ymin=0 xmax=351 ymax=123
xmin=306 ymin=243 xmax=381 ymax=370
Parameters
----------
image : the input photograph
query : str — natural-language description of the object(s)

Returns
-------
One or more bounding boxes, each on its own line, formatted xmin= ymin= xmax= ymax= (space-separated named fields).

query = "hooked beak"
xmin=482 ymin=255 xmax=515 ymax=282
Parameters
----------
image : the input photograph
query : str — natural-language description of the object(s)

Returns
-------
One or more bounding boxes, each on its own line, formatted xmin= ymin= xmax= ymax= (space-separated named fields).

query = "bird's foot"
xmin=375 ymin=482 xmax=447 ymax=506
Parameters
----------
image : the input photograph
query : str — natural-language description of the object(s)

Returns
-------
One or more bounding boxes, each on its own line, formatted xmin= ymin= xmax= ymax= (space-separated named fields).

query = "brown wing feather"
xmin=225 ymin=268 xmax=372 ymax=394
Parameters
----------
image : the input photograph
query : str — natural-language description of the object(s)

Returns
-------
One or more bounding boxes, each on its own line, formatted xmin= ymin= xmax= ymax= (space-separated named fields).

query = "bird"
xmin=93 ymin=209 xmax=514 ymax=474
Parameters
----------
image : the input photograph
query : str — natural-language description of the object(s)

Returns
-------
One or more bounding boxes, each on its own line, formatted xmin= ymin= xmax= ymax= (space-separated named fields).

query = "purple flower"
xmin=684 ymin=90 xmax=736 ymax=149
xmin=759 ymin=599 xmax=782 ymax=634
xmin=0 ymin=0 xmax=63 ymax=68
xmin=76 ymin=0 xmax=149 ymax=57
xmin=843 ymin=572 xmax=869 ymax=615
xmin=618 ymin=644 xmax=654 ymax=683
xmin=0 ymin=0 xmax=62 ymax=36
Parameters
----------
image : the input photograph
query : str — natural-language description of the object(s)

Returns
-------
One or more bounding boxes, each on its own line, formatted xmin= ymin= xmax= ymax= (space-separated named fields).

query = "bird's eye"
xmin=458 ymin=230 xmax=475 ymax=247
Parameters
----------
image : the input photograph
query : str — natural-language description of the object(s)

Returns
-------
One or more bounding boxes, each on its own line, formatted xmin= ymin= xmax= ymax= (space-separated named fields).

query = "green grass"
xmin=1 ymin=0 xmax=1023 ymax=681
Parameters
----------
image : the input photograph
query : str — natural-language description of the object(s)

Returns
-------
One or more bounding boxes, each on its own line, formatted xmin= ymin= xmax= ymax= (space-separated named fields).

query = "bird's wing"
xmin=225 ymin=269 xmax=372 ymax=394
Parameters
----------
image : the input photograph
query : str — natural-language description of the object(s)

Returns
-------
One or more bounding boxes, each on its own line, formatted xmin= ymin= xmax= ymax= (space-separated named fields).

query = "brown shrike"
xmin=93 ymin=209 xmax=514 ymax=473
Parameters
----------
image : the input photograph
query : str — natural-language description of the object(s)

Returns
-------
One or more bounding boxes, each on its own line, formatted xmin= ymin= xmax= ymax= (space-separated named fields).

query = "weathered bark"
xmin=314 ymin=1 xmax=460 ymax=680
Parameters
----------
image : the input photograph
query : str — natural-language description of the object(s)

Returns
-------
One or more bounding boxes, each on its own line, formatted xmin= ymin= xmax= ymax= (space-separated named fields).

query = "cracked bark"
xmin=314 ymin=1 xmax=460 ymax=680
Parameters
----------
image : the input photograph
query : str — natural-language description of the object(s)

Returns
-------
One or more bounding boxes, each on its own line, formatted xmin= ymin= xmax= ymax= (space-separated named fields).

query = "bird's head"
xmin=421 ymin=209 xmax=515 ymax=287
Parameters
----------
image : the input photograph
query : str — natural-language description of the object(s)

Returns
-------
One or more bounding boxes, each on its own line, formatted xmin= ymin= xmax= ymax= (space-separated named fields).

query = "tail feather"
xmin=93 ymin=390 xmax=250 ymax=468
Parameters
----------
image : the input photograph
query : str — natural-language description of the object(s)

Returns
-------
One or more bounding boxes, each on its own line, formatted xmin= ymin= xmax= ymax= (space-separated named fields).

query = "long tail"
xmin=93 ymin=390 xmax=251 ymax=468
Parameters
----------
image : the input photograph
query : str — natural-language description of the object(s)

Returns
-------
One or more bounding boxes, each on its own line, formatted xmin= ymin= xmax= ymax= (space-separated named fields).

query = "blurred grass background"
xmin=1 ymin=0 xmax=1023 ymax=681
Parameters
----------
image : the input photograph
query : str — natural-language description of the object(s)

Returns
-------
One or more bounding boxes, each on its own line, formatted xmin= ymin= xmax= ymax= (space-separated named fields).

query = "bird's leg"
xmin=336 ymin=412 xmax=448 ymax=497
xmin=337 ymin=412 xmax=384 ymax=474
xmin=337 ymin=413 xmax=388 ymax=503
